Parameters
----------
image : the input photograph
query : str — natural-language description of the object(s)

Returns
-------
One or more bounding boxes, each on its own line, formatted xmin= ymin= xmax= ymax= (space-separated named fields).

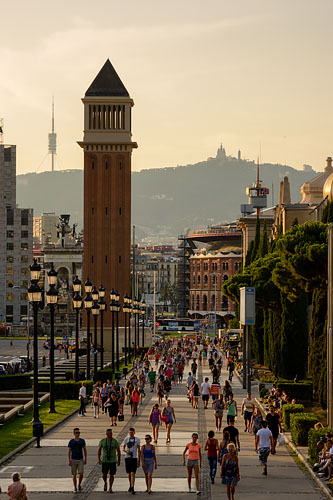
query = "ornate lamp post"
xmin=110 ymin=289 xmax=116 ymax=373
xmin=73 ymin=276 xmax=82 ymax=382
xmin=46 ymin=264 xmax=58 ymax=413
xmin=28 ymin=258 xmax=43 ymax=447
xmin=84 ymin=278 xmax=93 ymax=379
xmin=98 ymin=285 xmax=106 ymax=370
xmin=132 ymin=298 xmax=138 ymax=357
xmin=123 ymin=294 xmax=128 ymax=366
xmin=91 ymin=287 xmax=100 ymax=381
xmin=141 ymin=300 xmax=146 ymax=348
xmin=115 ymin=291 xmax=120 ymax=371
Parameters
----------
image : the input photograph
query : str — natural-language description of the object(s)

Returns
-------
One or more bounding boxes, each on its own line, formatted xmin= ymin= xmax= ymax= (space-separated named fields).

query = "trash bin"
xmin=33 ymin=421 xmax=44 ymax=438
xmin=123 ymin=367 xmax=128 ymax=378
xmin=115 ymin=372 xmax=121 ymax=380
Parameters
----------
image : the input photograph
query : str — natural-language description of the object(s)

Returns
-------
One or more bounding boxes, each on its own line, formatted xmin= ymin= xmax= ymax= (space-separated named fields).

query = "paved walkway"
xmin=0 ymin=359 xmax=326 ymax=499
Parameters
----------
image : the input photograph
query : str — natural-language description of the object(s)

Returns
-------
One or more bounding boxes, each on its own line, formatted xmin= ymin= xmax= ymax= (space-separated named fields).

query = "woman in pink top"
xmin=8 ymin=472 xmax=27 ymax=500
xmin=182 ymin=433 xmax=202 ymax=494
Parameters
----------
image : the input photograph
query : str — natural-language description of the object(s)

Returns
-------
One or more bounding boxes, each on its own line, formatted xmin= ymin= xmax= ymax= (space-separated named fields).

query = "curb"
xmin=254 ymin=397 xmax=333 ymax=500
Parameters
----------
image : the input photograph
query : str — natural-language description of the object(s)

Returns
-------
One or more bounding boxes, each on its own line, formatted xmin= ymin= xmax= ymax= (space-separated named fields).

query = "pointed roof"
xmin=85 ymin=59 xmax=129 ymax=97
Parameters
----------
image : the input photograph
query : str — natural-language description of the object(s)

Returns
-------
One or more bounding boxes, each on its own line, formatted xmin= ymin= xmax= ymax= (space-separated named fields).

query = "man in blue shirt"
xmin=68 ymin=427 xmax=87 ymax=493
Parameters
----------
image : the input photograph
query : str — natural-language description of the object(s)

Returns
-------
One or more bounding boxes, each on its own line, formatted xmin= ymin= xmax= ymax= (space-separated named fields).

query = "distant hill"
xmin=16 ymin=152 xmax=317 ymax=240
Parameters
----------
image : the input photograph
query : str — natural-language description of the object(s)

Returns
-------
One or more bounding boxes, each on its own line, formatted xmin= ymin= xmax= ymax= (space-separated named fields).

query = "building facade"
xmin=79 ymin=59 xmax=137 ymax=326
xmin=33 ymin=212 xmax=58 ymax=246
xmin=0 ymin=145 xmax=33 ymax=326
xmin=189 ymin=252 xmax=241 ymax=320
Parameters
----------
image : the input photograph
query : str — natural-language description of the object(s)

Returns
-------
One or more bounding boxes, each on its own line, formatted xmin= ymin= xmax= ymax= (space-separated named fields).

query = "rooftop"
xmin=85 ymin=59 xmax=129 ymax=97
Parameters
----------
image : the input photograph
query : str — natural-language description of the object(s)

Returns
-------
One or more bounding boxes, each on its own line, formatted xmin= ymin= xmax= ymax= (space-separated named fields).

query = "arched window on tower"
xmin=196 ymin=295 xmax=200 ymax=311
xmin=203 ymin=295 xmax=208 ymax=311
xmin=222 ymin=295 xmax=228 ymax=311
xmin=223 ymin=274 xmax=228 ymax=282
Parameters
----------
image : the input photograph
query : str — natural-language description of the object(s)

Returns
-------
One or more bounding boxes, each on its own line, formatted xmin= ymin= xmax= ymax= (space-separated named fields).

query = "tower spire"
xmin=48 ymin=97 xmax=57 ymax=172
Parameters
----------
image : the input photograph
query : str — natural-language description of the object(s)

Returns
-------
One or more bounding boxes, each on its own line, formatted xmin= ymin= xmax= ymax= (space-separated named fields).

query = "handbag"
xmin=17 ymin=484 xmax=28 ymax=500
xmin=161 ymin=412 xmax=169 ymax=423
xmin=278 ymin=433 xmax=286 ymax=446
xmin=118 ymin=413 xmax=124 ymax=422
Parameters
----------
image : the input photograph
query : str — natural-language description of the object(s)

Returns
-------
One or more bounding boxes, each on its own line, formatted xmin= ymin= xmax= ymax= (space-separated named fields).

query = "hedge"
xmin=37 ymin=380 xmax=94 ymax=399
xmin=259 ymin=386 xmax=269 ymax=399
xmin=276 ymin=382 xmax=313 ymax=401
xmin=282 ymin=404 xmax=304 ymax=431
xmin=0 ymin=374 xmax=32 ymax=390
xmin=65 ymin=370 xmax=86 ymax=381
xmin=308 ymin=427 xmax=333 ymax=464
xmin=290 ymin=413 xmax=317 ymax=446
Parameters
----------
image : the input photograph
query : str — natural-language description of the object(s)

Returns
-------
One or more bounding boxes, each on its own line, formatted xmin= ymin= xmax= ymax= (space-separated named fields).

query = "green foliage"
xmin=282 ymin=404 xmax=304 ymax=431
xmin=321 ymin=200 xmax=333 ymax=223
xmin=245 ymin=240 xmax=254 ymax=267
xmin=37 ymin=380 xmax=94 ymax=399
xmin=276 ymin=381 xmax=313 ymax=401
xmin=96 ymin=369 xmax=114 ymax=383
xmin=259 ymin=386 xmax=269 ymax=399
xmin=228 ymin=318 xmax=240 ymax=329
xmin=0 ymin=374 xmax=31 ymax=390
xmin=252 ymin=308 xmax=264 ymax=365
xmin=258 ymin=220 xmax=268 ymax=258
xmin=290 ymin=413 xmax=317 ymax=446
xmin=309 ymin=288 xmax=327 ymax=407
xmin=280 ymin=293 xmax=308 ymax=379
xmin=308 ymin=427 xmax=333 ymax=464
xmin=251 ymin=217 xmax=261 ymax=262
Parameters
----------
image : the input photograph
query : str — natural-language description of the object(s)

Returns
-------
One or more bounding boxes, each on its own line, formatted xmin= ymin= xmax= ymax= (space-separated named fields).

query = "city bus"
xmin=157 ymin=318 xmax=198 ymax=333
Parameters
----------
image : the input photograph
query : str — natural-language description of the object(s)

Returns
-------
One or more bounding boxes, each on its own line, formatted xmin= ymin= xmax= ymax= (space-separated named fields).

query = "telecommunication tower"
xmin=48 ymin=98 xmax=57 ymax=172
xmin=246 ymin=159 xmax=269 ymax=216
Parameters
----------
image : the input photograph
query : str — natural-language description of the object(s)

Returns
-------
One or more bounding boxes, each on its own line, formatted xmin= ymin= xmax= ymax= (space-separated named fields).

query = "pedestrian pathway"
xmin=0 ymin=356 xmax=327 ymax=499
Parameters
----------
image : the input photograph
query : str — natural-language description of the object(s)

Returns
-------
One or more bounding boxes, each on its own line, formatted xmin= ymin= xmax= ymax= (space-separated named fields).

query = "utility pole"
xmin=132 ymin=225 xmax=136 ymax=299
xmin=153 ymin=271 xmax=156 ymax=338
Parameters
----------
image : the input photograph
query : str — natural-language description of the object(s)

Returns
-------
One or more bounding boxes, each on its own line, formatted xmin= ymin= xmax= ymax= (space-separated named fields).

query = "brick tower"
xmin=79 ymin=59 xmax=137 ymax=326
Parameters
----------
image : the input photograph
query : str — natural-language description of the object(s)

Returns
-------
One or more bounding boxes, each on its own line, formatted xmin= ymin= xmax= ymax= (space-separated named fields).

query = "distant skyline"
xmin=1 ymin=0 xmax=333 ymax=175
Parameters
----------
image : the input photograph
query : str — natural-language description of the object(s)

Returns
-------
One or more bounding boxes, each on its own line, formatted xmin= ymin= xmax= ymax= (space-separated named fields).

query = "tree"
xmin=251 ymin=217 xmax=261 ymax=263
xmin=258 ymin=220 xmax=268 ymax=258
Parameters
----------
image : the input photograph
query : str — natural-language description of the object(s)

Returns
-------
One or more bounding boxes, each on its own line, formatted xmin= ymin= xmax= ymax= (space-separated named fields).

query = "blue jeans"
xmin=208 ymin=456 xmax=217 ymax=479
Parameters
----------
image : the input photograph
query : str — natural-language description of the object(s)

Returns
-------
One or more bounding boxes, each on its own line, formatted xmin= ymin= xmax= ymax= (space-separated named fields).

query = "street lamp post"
xmin=141 ymin=301 xmax=146 ymax=348
xmin=110 ymin=289 xmax=116 ymax=373
xmin=84 ymin=278 xmax=93 ymax=379
xmin=73 ymin=276 xmax=82 ymax=382
xmin=91 ymin=287 xmax=100 ymax=381
xmin=46 ymin=263 xmax=58 ymax=413
xmin=128 ymin=297 xmax=132 ymax=362
xmin=115 ymin=291 xmax=120 ymax=371
xmin=133 ymin=298 xmax=137 ymax=357
xmin=98 ymin=285 xmax=106 ymax=370
xmin=28 ymin=258 xmax=43 ymax=447
xmin=123 ymin=294 xmax=128 ymax=366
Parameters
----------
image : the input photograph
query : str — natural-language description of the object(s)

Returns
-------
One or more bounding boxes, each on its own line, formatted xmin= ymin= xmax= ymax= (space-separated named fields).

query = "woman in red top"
xmin=131 ymin=388 xmax=140 ymax=416
xmin=182 ymin=433 xmax=202 ymax=494
xmin=204 ymin=430 xmax=219 ymax=484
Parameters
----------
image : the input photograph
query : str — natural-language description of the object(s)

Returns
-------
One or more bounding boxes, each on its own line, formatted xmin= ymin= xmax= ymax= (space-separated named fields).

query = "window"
xmin=119 ymin=256 xmax=122 ymax=263
xmin=92 ymin=256 xmax=94 ymax=263
xmin=6 ymin=293 xmax=13 ymax=301
xmin=92 ymin=208 xmax=94 ymax=215
xmin=212 ymin=275 xmax=216 ymax=284
xmin=203 ymin=295 xmax=208 ymax=311
xmin=223 ymin=274 xmax=228 ymax=282
xmin=7 ymin=256 xmax=14 ymax=263
xmin=92 ymin=161 xmax=95 ymax=170
xmin=120 ymin=162 xmax=122 ymax=170
xmin=6 ymin=268 xmax=14 ymax=275
xmin=21 ymin=280 xmax=28 ymax=289
xmin=21 ymin=242 xmax=28 ymax=251
xmin=21 ymin=209 xmax=29 ymax=226
xmin=21 ymin=255 xmax=28 ymax=263
xmin=105 ymin=256 xmax=108 ymax=263
xmin=21 ymin=292 xmax=28 ymax=300
xmin=4 ymin=147 xmax=11 ymax=162
xmin=105 ymin=207 xmax=108 ymax=215
xmin=119 ymin=207 xmax=122 ymax=215
xmin=196 ymin=295 xmax=200 ymax=311
xmin=21 ymin=268 xmax=29 ymax=276
xmin=105 ymin=161 xmax=108 ymax=170
xmin=6 ymin=280 xmax=14 ymax=288
xmin=7 ymin=208 xmax=14 ymax=225
xmin=7 ymin=243 xmax=14 ymax=251
xmin=7 ymin=230 xmax=14 ymax=238
xmin=20 ymin=305 xmax=27 ymax=315
xmin=21 ymin=231 xmax=28 ymax=238
xmin=193 ymin=276 xmax=196 ymax=285
xmin=204 ymin=275 xmax=208 ymax=284
xmin=222 ymin=296 xmax=228 ymax=311
xmin=197 ymin=263 xmax=200 ymax=271
xmin=197 ymin=275 xmax=201 ymax=284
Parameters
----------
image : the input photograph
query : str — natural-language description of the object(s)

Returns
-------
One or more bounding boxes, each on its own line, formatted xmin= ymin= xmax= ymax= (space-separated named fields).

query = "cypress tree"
xmin=309 ymin=288 xmax=327 ymax=406
xmin=258 ymin=220 xmax=268 ymax=258
xmin=251 ymin=217 xmax=261 ymax=262
xmin=245 ymin=240 xmax=254 ymax=267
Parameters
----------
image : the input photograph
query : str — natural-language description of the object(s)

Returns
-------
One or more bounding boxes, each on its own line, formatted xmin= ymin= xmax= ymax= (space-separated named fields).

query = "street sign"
xmin=240 ymin=287 xmax=255 ymax=325
xmin=62 ymin=336 xmax=68 ymax=341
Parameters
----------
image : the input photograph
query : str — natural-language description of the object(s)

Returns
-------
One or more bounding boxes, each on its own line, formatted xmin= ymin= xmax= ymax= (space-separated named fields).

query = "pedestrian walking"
xmin=183 ymin=432 xmax=202 ymax=494
xmin=221 ymin=443 xmax=240 ymax=500
xmin=204 ymin=430 xmax=219 ymax=484
xmin=78 ymin=382 xmax=87 ymax=416
xmin=212 ymin=394 xmax=225 ymax=432
xmin=148 ymin=403 xmax=162 ymax=443
xmin=98 ymin=428 xmax=120 ymax=492
xmin=7 ymin=472 xmax=27 ymax=500
xmin=105 ymin=392 xmax=119 ymax=426
xmin=251 ymin=407 xmax=263 ymax=446
xmin=201 ymin=377 xmax=211 ymax=409
xmin=241 ymin=392 xmax=255 ymax=432
xmin=140 ymin=434 xmax=158 ymax=494
xmin=93 ymin=387 xmax=102 ymax=419
xmin=162 ymin=399 xmax=176 ymax=444
xmin=123 ymin=428 xmax=141 ymax=494
xmin=192 ymin=381 xmax=200 ymax=409
xmin=68 ymin=427 xmax=87 ymax=493
xmin=148 ymin=368 xmax=156 ymax=392
xmin=266 ymin=406 xmax=282 ymax=454
xmin=223 ymin=420 xmax=240 ymax=452
xmin=255 ymin=420 xmax=273 ymax=475
xmin=131 ymin=388 xmax=140 ymax=417
xmin=226 ymin=393 xmax=237 ymax=424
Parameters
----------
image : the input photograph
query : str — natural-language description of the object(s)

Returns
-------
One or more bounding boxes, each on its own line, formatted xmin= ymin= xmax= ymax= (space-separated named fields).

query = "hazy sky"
xmin=1 ymin=0 xmax=333 ymax=175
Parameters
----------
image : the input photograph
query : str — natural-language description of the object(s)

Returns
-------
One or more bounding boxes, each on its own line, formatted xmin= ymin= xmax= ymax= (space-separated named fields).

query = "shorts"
xmin=151 ymin=422 xmax=160 ymax=426
xmin=212 ymin=394 xmax=218 ymax=401
xmin=71 ymin=459 xmax=84 ymax=475
xmin=215 ymin=410 xmax=223 ymax=417
xmin=125 ymin=457 xmax=138 ymax=474
xmin=202 ymin=394 xmax=209 ymax=402
xmin=102 ymin=462 xmax=117 ymax=476
xmin=227 ymin=415 xmax=235 ymax=424
xmin=187 ymin=459 xmax=199 ymax=467
xmin=244 ymin=410 xmax=253 ymax=421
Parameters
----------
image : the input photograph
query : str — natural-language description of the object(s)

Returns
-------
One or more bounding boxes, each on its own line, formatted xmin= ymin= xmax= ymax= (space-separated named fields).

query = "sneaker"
xmin=78 ymin=485 xmax=82 ymax=492
xmin=132 ymin=489 xmax=135 ymax=495
xmin=211 ymin=478 xmax=214 ymax=484
xmin=104 ymin=484 xmax=107 ymax=491
xmin=109 ymin=488 xmax=113 ymax=493
xmin=128 ymin=487 xmax=133 ymax=492
xmin=196 ymin=491 xmax=201 ymax=495
xmin=74 ymin=487 xmax=78 ymax=493
xmin=188 ymin=488 xmax=192 ymax=493
xmin=318 ymin=473 xmax=325 ymax=478
xmin=264 ymin=465 xmax=267 ymax=476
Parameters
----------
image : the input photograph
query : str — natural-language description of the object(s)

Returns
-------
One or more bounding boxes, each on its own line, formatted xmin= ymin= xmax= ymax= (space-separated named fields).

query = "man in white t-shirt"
xmin=201 ymin=377 xmax=211 ymax=409
xmin=78 ymin=382 xmax=87 ymax=416
xmin=123 ymin=427 xmax=141 ymax=494
xmin=255 ymin=420 xmax=273 ymax=475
